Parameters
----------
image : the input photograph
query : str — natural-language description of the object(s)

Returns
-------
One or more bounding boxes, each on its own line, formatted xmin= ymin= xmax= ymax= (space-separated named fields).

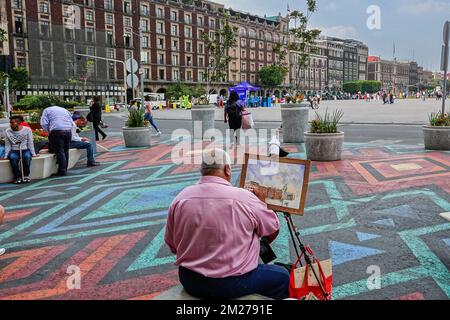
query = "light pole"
xmin=75 ymin=53 xmax=127 ymax=106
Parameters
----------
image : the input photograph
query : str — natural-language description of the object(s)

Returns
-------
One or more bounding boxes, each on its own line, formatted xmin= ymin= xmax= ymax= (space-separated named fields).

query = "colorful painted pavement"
xmin=0 ymin=137 xmax=449 ymax=300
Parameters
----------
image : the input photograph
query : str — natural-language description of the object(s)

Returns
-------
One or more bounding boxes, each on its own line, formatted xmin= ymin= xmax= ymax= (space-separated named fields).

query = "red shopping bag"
xmin=241 ymin=111 xmax=254 ymax=130
xmin=289 ymin=246 xmax=333 ymax=300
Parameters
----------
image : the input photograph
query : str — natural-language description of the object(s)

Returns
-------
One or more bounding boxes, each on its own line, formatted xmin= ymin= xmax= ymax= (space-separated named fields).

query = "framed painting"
xmin=239 ymin=154 xmax=311 ymax=215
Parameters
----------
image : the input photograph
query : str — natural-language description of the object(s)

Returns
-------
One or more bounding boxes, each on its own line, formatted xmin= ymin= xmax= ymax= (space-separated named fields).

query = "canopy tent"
xmin=228 ymin=82 xmax=262 ymax=106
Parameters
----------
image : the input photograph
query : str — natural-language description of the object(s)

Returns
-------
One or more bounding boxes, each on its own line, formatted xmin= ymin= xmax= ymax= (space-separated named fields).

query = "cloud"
xmin=318 ymin=25 xmax=357 ymax=38
xmin=325 ymin=2 xmax=338 ymax=11
xmin=398 ymin=0 xmax=450 ymax=15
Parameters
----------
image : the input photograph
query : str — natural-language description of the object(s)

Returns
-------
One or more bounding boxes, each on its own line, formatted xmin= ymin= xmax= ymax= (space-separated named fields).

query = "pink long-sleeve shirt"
xmin=165 ymin=176 xmax=280 ymax=278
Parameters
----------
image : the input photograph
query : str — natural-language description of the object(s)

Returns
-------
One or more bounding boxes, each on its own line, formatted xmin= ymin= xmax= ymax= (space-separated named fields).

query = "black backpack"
xmin=226 ymin=102 xmax=242 ymax=120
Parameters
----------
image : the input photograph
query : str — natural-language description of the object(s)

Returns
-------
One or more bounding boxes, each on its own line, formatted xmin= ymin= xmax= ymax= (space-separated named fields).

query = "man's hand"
xmin=248 ymin=186 xmax=266 ymax=203
xmin=81 ymin=138 xmax=89 ymax=142
xmin=32 ymin=154 xmax=40 ymax=158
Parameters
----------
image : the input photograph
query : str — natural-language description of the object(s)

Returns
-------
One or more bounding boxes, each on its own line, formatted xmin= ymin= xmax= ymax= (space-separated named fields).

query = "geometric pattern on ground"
xmin=0 ymin=138 xmax=449 ymax=300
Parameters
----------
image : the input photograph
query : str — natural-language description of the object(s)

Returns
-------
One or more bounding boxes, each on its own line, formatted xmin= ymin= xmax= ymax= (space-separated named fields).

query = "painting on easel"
xmin=239 ymin=154 xmax=311 ymax=216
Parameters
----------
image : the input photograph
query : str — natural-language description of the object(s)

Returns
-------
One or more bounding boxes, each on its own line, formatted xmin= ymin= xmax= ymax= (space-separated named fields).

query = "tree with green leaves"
xmin=258 ymin=64 xmax=288 ymax=87
xmin=0 ymin=28 xmax=6 ymax=44
xmin=273 ymin=1 xmax=321 ymax=94
xmin=200 ymin=13 xmax=237 ymax=103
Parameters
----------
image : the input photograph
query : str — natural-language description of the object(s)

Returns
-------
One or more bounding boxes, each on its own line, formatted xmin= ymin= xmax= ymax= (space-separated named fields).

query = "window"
xmin=172 ymin=40 xmax=178 ymax=50
xmin=198 ymin=43 xmax=204 ymax=54
xmin=157 ymin=38 xmax=164 ymax=49
xmin=239 ymin=27 xmax=247 ymax=36
xmin=141 ymin=20 xmax=149 ymax=32
xmin=65 ymin=28 xmax=74 ymax=40
xmin=125 ymin=51 xmax=132 ymax=60
xmin=40 ymin=21 xmax=50 ymax=38
xmin=241 ymin=50 xmax=246 ymax=58
xmin=172 ymin=69 xmax=179 ymax=81
xmin=86 ymin=46 xmax=95 ymax=56
xmin=13 ymin=0 xmax=22 ymax=9
xmin=108 ymin=62 xmax=116 ymax=79
xmin=171 ymin=25 xmax=178 ymax=36
xmin=159 ymin=69 xmax=165 ymax=80
xmin=141 ymin=52 xmax=149 ymax=64
xmin=123 ymin=1 xmax=131 ymax=14
xmin=249 ymin=29 xmax=256 ymax=38
xmin=156 ymin=22 xmax=164 ymax=34
xmin=209 ymin=19 xmax=215 ymax=29
xmin=15 ymin=17 xmax=23 ymax=34
xmin=106 ymin=31 xmax=114 ymax=45
xmin=85 ymin=10 xmax=94 ymax=21
xmin=124 ymin=17 xmax=132 ymax=28
xmin=140 ymin=4 xmax=149 ymax=16
xmin=85 ymin=0 xmax=93 ymax=6
xmin=240 ymin=39 xmax=246 ymax=47
xmin=86 ymin=27 xmax=94 ymax=42
xmin=16 ymin=38 xmax=25 ymax=51
xmin=199 ymin=71 xmax=206 ymax=82
xmin=158 ymin=53 xmax=165 ymax=65
xmin=241 ymin=62 xmax=247 ymax=71
xmin=156 ymin=8 xmax=164 ymax=19
xmin=172 ymin=54 xmax=179 ymax=66
xmin=185 ymin=27 xmax=192 ymax=38
xmin=186 ymin=56 xmax=192 ymax=66
xmin=124 ymin=34 xmax=131 ymax=47
xmin=197 ymin=16 xmax=204 ymax=27
xmin=106 ymin=48 xmax=115 ymax=59
xmin=39 ymin=2 xmax=49 ymax=13
xmin=142 ymin=36 xmax=149 ymax=48
xmin=185 ymin=41 xmax=192 ymax=53
xmin=104 ymin=0 xmax=113 ymax=10
xmin=186 ymin=70 xmax=192 ymax=81
xmin=106 ymin=14 xmax=113 ymax=25
xmin=250 ymin=40 xmax=255 ymax=48
xmin=198 ymin=57 xmax=204 ymax=67
xmin=171 ymin=11 xmax=178 ymax=21
xmin=185 ymin=14 xmax=192 ymax=24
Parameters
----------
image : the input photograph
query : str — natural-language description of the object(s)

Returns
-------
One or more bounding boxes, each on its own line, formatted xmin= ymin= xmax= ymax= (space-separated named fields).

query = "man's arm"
xmin=246 ymin=188 xmax=280 ymax=239
xmin=40 ymin=109 xmax=50 ymax=132
xmin=164 ymin=204 xmax=177 ymax=254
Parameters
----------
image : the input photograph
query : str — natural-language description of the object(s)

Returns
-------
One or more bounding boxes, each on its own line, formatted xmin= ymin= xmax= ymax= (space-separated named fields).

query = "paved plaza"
xmin=0 ymin=123 xmax=449 ymax=299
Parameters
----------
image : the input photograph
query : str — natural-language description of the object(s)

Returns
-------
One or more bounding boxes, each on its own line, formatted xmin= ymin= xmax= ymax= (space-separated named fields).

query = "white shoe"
xmin=0 ymin=248 xmax=5 ymax=256
xmin=156 ymin=131 xmax=162 ymax=136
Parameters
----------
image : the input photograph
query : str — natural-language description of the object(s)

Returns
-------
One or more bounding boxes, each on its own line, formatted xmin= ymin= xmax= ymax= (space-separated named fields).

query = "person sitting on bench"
xmin=164 ymin=148 xmax=289 ymax=300
xmin=1 ymin=116 xmax=38 ymax=184
xmin=70 ymin=116 xmax=100 ymax=167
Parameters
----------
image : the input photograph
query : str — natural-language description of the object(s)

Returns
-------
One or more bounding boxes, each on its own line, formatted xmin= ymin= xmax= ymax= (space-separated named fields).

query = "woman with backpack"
xmin=224 ymin=91 xmax=244 ymax=143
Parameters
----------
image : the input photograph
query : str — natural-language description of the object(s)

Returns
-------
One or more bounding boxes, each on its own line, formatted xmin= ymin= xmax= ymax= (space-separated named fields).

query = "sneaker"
xmin=13 ymin=178 xmax=22 ymax=184
xmin=0 ymin=248 xmax=5 ymax=256
xmin=23 ymin=177 xmax=31 ymax=183
xmin=156 ymin=131 xmax=162 ymax=136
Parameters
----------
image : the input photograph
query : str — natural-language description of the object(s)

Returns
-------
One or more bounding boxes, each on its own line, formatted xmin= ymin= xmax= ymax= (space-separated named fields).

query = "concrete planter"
xmin=79 ymin=129 xmax=97 ymax=154
xmin=191 ymin=105 xmax=216 ymax=139
xmin=281 ymin=103 xmax=310 ymax=143
xmin=122 ymin=127 xmax=151 ymax=148
xmin=304 ymin=132 xmax=344 ymax=161
xmin=423 ymin=126 xmax=450 ymax=151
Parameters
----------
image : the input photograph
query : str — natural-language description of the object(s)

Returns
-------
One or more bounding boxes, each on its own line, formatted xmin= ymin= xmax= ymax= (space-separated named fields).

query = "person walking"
xmin=2 ymin=116 xmax=38 ymax=184
xmin=40 ymin=106 xmax=73 ymax=176
xmin=144 ymin=96 xmax=162 ymax=136
xmin=224 ymin=91 xmax=244 ymax=144
xmin=90 ymin=96 xmax=107 ymax=141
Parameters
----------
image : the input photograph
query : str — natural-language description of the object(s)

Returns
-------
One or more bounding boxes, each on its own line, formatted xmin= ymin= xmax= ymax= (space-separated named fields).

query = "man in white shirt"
xmin=70 ymin=116 xmax=100 ymax=167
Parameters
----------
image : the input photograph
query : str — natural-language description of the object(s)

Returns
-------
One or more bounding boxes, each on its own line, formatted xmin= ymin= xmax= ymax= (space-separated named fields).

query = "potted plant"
xmin=423 ymin=112 xmax=450 ymax=151
xmin=304 ymin=109 xmax=344 ymax=161
xmin=281 ymin=95 xmax=309 ymax=143
xmin=122 ymin=109 xmax=151 ymax=148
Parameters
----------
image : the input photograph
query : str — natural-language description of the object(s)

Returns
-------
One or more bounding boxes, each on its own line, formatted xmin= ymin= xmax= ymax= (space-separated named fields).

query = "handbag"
xmin=86 ymin=112 xmax=93 ymax=122
xmin=241 ymin=111 xmax=254 ymax=130
xmin=289 ymin=246 xmax=333 ymax=300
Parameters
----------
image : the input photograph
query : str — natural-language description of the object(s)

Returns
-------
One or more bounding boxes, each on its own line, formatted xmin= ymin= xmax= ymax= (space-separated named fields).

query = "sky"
xmin=219 ymin=0 xmax=450 ymax=72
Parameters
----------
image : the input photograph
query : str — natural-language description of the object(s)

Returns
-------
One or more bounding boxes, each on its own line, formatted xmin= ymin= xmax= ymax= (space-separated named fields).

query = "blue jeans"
xmin=70 ymin=141 xmax=95 ymax=163
xmin=179 ymin=264 xmax=290 ymax=300
xmin=144 ymin=113 xmax=159 ymax=131
xmin=8 ymin=150 xmax=32 ymax=179
xmin=0 ymin=145 xmax=5 ymax=158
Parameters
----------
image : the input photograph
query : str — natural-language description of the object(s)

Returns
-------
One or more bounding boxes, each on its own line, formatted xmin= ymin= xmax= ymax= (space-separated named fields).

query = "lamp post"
xmin=75 ymin=53 xmax=127 ymax=105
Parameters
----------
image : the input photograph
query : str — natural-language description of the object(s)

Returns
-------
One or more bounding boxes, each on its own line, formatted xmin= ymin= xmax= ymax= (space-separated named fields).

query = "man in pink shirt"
xmin=165 ymin=149 xmax=289 ymax=300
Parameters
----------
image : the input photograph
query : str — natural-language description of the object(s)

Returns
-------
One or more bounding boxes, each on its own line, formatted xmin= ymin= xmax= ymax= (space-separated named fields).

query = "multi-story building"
xmin=355 ymin=41 xmax=368 ymax=81
xmin=289 ymin=41 xmax=327 ymax=92
xmin=409 ymin=61 xmax=419 ymax=86
xmin=1 ymin=0 xmax=291 ymax=101
xmin=342 ymin=42 xmax=358 ymax=83
xmin=368 ymin=56 xmax=413 ymax=93
xmin=420 ymin=69 xmax=434 ymax=85
xmin=324 ymin=38 xmax=344 ymax=91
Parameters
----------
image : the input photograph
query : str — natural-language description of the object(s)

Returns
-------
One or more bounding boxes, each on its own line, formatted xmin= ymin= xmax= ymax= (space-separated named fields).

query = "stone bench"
xmin=0 ymin=149 xmax=82 ymax=183
xmin=152 ymin=285 xmax=272 ymax=300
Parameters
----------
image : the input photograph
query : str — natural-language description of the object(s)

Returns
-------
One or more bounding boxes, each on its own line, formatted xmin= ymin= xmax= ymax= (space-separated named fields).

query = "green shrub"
xmin=15 ymin=94 xmax=80 ymax=110
xmin=126 ymin=109 xmax=145 ymax=128
xmin=428 ymin=112 xmax=450 ymax=126
xmin=310 ymin=109 xmax=344 ymax=134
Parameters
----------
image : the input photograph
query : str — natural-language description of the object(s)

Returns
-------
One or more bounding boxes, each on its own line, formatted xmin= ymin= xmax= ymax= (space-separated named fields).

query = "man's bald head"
xmin=201 ymin=149 xmax=232 ymax=182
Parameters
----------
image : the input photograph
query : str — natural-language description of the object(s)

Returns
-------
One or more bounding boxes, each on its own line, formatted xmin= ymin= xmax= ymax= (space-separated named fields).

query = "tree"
xmin=258 ymin=65 xmax=288 ymax=87
xmin=9 ymin=67 xmax=29 ymax=92
xmin=273 ymin=1 xmax=321 ymax=94
xmin=200 ymin=13 xmax=237 ymax=101
xmin=343 ymin=80 xmax=381 ymax=94
xmin=0 ymin=28 xmax=6 ymax=44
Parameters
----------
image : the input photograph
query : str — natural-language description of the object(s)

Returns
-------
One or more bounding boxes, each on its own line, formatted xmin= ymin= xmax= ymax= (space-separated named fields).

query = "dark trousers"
xmin=70 ymin=141 xmax=95 ymax=163
xmin=8 ymin=150 xmax=32 ymax=179
xmin=179 ymin=264 xmax=290 ymax=300
xmin=49 ymin=130 xmax=72 ymax=174
xmin=93 ymin=120 xmax=106 ymax=141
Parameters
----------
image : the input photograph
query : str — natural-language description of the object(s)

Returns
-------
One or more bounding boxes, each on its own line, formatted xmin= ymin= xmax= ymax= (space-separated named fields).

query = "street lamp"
xmin=75 ymin=53 xmax=127 ymax=105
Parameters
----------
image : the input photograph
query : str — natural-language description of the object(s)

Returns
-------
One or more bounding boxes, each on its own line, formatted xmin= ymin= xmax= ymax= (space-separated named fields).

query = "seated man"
xmin=1 ymin=116 xmax=37 ymax=184
xmin=70 ymin=116 xmax=100 ymax=167
xmin=0 ymin=204 xmax=4 ymax=256
xmin=165 ymin=149 xmax=289 ymax=300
